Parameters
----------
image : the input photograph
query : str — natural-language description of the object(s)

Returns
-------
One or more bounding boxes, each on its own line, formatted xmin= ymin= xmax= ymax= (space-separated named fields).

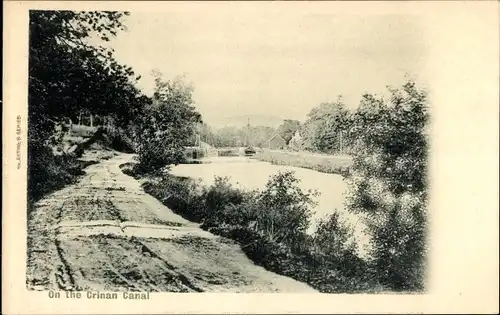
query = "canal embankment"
xmin=134 ymin=156 xmax=379 ymax=293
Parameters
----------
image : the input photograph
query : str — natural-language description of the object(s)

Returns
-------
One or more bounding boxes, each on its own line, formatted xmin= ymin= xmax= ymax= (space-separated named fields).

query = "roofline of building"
xmin=268 ymin=133 xmax=285 ymax=142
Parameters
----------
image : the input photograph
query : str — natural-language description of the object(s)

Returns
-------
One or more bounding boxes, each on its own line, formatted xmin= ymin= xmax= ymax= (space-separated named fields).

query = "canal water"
xmin=170 ymin=156 xmax=370 ymax=255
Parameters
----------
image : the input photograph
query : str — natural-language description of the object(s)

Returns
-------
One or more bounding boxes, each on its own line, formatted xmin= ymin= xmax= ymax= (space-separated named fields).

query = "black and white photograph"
xmin=3 ymin=2 xmax=497 ymax=313
xmin=25 ymin=6 xmax=430 ymax=295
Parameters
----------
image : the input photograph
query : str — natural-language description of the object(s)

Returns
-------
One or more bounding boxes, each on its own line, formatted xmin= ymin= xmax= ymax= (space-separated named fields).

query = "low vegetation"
xmin=28 ymin=143 xmax=97 ymax=202
xmin=135 ymin=80 xmax=429 ymax=293
xmin=253 ymin=150 xmax=352 ymax=176
xmin=29 ymin=126 xmax=131 ymax=203
xmin=138 ymin=169 xmax=379 ymax=293
xmin=216 ymin=148 xmax=240 ymax=157
xmin=68 ymin=124 xmax=98 ymax=138
xmin=29 ymin=9 xmax=428 ymax=293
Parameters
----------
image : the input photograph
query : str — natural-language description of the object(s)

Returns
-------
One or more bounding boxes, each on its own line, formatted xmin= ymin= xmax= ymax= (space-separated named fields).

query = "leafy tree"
xmin=346 ymin=80 xmax=429 ymax=291
xmin=288 ymin=130 xmax=304 ymax=151
xmin=196 ymin=122 xmax=215 ymax=146
xmin=210 ymin=126 xmax=241 ymax=147
xmin=134 ymin=72 xmax=201 ymax=172
xmin=301 ymin=99 xmax=351 ymax=153
xmin=28 ymin=10 xmax=150 ymax=199
xmin=248 ymin=126 xmax=277 ymax=148
xmin=277 ymin=119 xmax=301 ymax=144
xmin=209 ymin=125 xmax=276 ymax=148
xmin=29 ymin=10 xmax=147 ymax=141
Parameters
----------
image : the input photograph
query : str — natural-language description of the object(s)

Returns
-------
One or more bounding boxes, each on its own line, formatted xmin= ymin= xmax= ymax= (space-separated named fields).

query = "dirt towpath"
xmin=27 ymin=153 xmax=316 ymax=293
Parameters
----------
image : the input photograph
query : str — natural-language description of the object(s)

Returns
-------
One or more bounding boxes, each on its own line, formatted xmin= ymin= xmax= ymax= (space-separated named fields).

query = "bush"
xmin=312 ymin=212 xmax=356 ymax=263
xmin=241 ymin=234 xmax=301 ymax=273
xmin=139 ymin=169 xmax=374 ymax=292
xmin=201 ymin=176 xmax=259 ymax=228
xmin=70 ymin=124 xmax=98 ymax=137
xmin=28 ymin=141 xmax=96 ymax=201
xmin=309 ymin=212 xmax=376 ymax=292
xmin=200 ymin=172 xmax=318 ymax=251
xmin=346 ymin=80 xmax=429 ymax=291
xmin=255 ymin=171 xmax=317 ymax=248
xmin=142 ymin=174 xmax=206 ymax=222
xmin=106 ymin=127 xmax=135 ymax=153
xmin=362 ymin=191 xmax=427 ymax=291
xmin=132 ymin=160 xmax=392 ymax=292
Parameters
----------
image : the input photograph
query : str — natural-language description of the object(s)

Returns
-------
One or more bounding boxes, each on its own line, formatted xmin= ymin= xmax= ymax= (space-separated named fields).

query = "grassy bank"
xmin=28 ymin=128 xmax=130 ymax=203
xmin=28 ymin=144 xmax=101 ymax=202
xmin=130 ymin=166 xmax=382 ymax=293
xmin=216 ymin=148 xmax=240 ymax=157
xmin=253 ymin=150 xmax=353 ymax=176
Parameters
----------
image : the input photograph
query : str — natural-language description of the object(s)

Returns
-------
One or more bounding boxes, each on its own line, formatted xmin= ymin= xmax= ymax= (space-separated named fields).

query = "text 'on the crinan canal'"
xmin=48 ymin=291 xmax=150 ymax=300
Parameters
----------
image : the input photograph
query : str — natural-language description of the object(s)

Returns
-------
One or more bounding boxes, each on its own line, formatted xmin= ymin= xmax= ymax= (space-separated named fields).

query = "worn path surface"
xmin=27 ymin=153 xmax=316 ymax=293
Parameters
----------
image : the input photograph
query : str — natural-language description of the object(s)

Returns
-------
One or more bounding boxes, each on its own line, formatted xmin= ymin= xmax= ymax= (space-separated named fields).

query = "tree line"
xmin=28 ymin=10 xmax=202 ymax=197
xmin=198 ymin=94 xmax=407 ymax=157
xmin=142 ymin=80 xmax=429 ymax=292
xmin=29 ymin=10 xmax=429 ymax=291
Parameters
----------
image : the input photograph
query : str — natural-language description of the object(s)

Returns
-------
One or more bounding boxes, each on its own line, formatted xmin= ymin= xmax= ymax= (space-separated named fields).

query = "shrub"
xmin=106 ymin=127 xmax=135 ymax=153
xmin=137 ymin=167 xmax=381 ymax=293
xmin=201 ymin=176 xmax=259 ymax=228
xmin=346 ymin=80 xmax=429 ymax=291
xmin=309 ymin=212 xmax=375 ymax=292
xmin=69 ymin=124 xmax=98 ymax=137
xmin=312 ymin=212 xmax=356 ymax=263
xmin=28 ymin=141 xmax=95 ymax=201
xmin=361 ymin=191 xmax=427 ymax=291
xmin=217 ymin=149 xmax=239 ymax=157
xmin=255 ymin=171 xmax=318 ymax=248
xmin=142 ymin=174 xmax=206 ymax=222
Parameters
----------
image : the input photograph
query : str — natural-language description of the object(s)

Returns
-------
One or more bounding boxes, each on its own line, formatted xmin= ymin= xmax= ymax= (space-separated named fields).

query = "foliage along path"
xmin=27 ymin=152 xmax=316 ymax=293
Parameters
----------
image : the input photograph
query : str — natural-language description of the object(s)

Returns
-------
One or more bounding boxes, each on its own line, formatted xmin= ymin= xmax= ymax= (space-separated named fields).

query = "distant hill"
xmin=206 ymin=114 xmax=285 ymax=129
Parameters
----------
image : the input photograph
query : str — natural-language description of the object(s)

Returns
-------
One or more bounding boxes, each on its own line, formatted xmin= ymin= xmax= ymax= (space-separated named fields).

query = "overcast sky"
xmin=106 ymin=5 xmax=428 ymax=125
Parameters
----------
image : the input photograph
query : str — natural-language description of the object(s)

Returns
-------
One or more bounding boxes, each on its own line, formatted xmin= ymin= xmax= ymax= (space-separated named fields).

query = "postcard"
xmin=3 ymin=1 xmax=499 ymax=314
